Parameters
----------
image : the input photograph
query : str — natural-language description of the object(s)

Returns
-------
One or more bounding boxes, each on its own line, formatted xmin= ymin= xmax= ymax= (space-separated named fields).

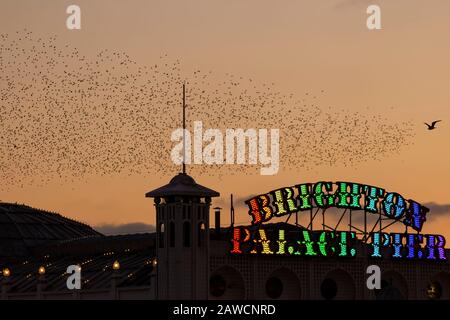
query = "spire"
xmin=182 ymin=83 xmax=186 ymax=174
xmin=230 ymin=194 xmax=235 ymax=227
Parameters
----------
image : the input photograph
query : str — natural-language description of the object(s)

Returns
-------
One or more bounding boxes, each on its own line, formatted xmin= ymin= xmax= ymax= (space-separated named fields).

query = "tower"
xmin=146 ymin=173 xmax=219 ymax=299
xmin=145 ymin=84 xmax=219 ymax=299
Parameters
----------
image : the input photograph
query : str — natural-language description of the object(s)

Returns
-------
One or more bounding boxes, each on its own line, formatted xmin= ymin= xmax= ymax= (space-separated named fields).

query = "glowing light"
xmin=404 ymin=200 xmax=428 ymax=232
xmin=427 ymin=282 xmax=442 ymax=300
xmin=406 ymin=234 xmax=423 ymax=259
xmin=272 ymin=187 xmax=299 ymax=216
xmin=391 ymin=233 xmax=403 ymax=258
xmin=250 ymin=229 xmax=273 ymax=254
xmin=2 ymin=268 xmax=11 ymax=277
xmin=301 ymin=231 xmax=317 ymax=256
xmin=272 ymin=189 xmax=288 ymax=216
xmin=370 ymin=233 xmax=390 ymax=258
xmin=335 ymin=182 xmax=362 ymax=209
xmin=230 ymin=227 xmax=250 ymax=254
xmin=295 ymin=183 xmax=313 ymax=210
xmin=436 ymin=235 xmax=447 ymax=261
xmin=242 ymin=181 xmax=431 ymax=229
xmin=38 ymin=266 xmax=46 ymax=275
xmin=425 ymin=235 xmax=447 ymax=261
xmin=426 ymin=235 xmax=437 ymax=260
xmin=338 ymin=231 xmax=356 ymax=257
xmin=245 ymin=195 xmax=273 ymax=225
xmin=382 ymin=193 xmax=405 ymax=219
xmin=318 ymin=231 xmax=335 ymax=256
xmin=288 ymin=245 xmax=301 ymax=255
xmin=246 ymin=198 xmax=263 ymax=224
xmin=313 ymin=182 xmax=334 ymax=208
xmin=112 ymin=260 xmax=120 ymax=270
xmin=231 ymin=181 xmax=448 ymax=261
xmin=363 ymin=185 xmax=384 ymax=213
xmin=276 ymin=229 xmax=286 ymax=255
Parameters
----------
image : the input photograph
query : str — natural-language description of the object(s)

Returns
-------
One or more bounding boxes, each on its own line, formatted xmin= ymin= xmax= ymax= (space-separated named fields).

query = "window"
xmin=210 ymin=274 xmax=226 ymax=297
xmin=183 ymin=221 xmax=191 ymax=247
xmin=266 ymin=277 xmax=283 ymax=299
xmin=320 ymin=278 xmax=337 ymax=300
xmin=426 ymin=281 xmax=442 ymax=300
xmin=198 ymin=222 xmax=205 ymax=247
xmin=159 ymin=223 xmax=165 ymax=248
xmin=169 ymin=221 xmax=175 ymax=247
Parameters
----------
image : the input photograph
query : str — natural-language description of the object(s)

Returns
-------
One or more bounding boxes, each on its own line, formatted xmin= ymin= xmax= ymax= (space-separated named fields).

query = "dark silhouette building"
xmin=1 ymin=173 xmax=450 ymax=300
xmin=146 ymin=172 xmax=219 ymax=299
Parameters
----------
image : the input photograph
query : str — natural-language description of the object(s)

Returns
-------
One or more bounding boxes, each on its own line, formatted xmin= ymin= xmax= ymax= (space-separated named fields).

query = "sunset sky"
xmin=1 ymin=0 xmax=449 ymax=238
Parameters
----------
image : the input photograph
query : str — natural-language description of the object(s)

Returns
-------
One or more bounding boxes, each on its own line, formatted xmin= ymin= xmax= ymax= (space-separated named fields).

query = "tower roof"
xmin=145 ymin=173 xmax=220 ymax=198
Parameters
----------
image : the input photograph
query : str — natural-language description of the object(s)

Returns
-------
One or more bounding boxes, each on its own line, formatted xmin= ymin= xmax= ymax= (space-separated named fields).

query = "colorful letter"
xmin=250 ymin=228 xmax=274 ymax=254
xmin=382 ymin=192 xmax=406 ymax=219
xmin=295 ymin=183 xmax=313 ymax=210
xmin=363 ymin=185 xmax=385 ymax=213
xmin=406 ymin=234 xmax=424 ymax=259
xmin=313 ymin=182 xmax=335 ymax=208
xmin=370 ymin=233 xmax=390 ymax=258
xmin=272 ymin=187 xmax=299 ymax=217
xmin=390 ymin=233 xmax=403 ymax=258
xmin=335 ymin=182 xmax=363 ymax=210
xmin=230 ymin=227 xmax=250 ymax=254
xmin=276 ymin=229 xmax=287 ymax=255
xmin=245 ymin=194 xmax=274 ymax=225
xmin=425 ymin=235 xmax=447 ymax=261
xmin=318 ymin=231 xmax=335 ymax=256
xmin=337 ymin=231 xmax=357 ymax=257
xmin=403 ymin=200 xmax=428 ymax=232
xmin=301 ymin=230 xmax=318 ymax=256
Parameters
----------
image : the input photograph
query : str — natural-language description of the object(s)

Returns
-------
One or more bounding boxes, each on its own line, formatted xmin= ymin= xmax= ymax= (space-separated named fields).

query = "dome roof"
xmin=169 ymin=173 xmax=196 ymax=185
xmin=146 ymin=173 xmax=220 ymax=198
xmin=0 ymin=202 xmax=102 ymax=258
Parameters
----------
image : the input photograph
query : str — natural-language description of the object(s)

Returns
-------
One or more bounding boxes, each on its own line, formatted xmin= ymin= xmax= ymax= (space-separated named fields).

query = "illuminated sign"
xmin=230 ymin=181 xmax=447 ymax=261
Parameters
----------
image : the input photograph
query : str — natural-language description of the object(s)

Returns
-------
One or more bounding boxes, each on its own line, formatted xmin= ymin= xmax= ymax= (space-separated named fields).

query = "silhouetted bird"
xmin=424 ymin=120 xmax=441 ymax=130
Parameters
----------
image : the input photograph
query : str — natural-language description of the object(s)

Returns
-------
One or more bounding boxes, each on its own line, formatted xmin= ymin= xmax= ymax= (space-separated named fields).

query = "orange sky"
xmin=1 ymin=0 xmax=449 ymax=238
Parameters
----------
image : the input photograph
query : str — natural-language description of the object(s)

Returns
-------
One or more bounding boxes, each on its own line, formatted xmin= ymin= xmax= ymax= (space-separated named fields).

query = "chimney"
xmin=214 ymin=207 xmax=222 ymax=239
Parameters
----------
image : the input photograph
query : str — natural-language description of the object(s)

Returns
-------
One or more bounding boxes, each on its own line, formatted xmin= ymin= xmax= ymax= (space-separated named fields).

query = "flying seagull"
xmin=424 ymin=120 xmax=441 ymax=130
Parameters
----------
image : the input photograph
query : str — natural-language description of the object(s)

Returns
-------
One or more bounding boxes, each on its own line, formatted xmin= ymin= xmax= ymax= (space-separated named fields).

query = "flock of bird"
xmin=0 ymin=30 xmax=416 ymax=190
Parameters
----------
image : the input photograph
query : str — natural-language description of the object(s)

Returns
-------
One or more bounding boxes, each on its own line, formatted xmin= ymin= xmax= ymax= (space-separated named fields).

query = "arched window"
xmin=169 ymin=221 xmax=175 ymax=247
xmin=183 ymin=221 xmax=191 ymax=247
xmin=198 ymin=222 xmax=206 ymax=247
xmin=320 ymin=278 xmax=337 ymax=300
xmin=266 ymin=277 xmax=283 ymax=299
xmin=159 ymin=223 xmax=165 ymax=248
xmin=210 ymin=274 xmax=226 ymax=297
